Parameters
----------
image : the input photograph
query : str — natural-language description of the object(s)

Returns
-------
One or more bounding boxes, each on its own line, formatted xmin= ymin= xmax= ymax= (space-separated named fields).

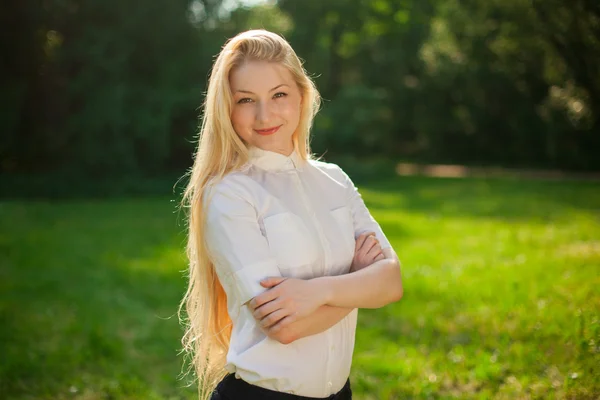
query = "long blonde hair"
xmin=178 ymin=30 xmax=321 ymax=399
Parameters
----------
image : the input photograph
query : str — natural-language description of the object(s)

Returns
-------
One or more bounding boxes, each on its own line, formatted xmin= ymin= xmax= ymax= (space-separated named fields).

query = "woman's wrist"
xmin=312 ymin=275 xmax=334 ymax=306
xmin=310 ymin=256 xmax=402 ymax=309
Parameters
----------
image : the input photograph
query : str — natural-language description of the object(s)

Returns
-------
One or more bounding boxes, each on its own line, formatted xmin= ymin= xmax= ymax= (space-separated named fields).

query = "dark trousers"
xmin=211 ymin=373 xmax=352 ymax=400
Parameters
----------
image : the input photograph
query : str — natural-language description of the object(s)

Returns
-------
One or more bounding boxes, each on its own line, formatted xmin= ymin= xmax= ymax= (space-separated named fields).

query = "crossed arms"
xmin=204 ymin=175 xmax=403 ymax=345
xmin=248 ymin=233 xmax=403 ymax=344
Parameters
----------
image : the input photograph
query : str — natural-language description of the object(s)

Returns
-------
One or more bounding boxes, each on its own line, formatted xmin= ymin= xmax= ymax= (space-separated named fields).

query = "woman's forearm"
xmin=315 ymin=257 xmax=403 ymax=309
xmin=274 ymin=305 xmax=354 ymax=344
xmin=254 ymin=249 xmax=402 ymax=343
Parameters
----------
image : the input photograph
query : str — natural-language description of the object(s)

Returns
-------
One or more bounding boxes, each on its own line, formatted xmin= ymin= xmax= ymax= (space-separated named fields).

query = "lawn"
xmin=1 ymin=175 xmax=599 ymax=399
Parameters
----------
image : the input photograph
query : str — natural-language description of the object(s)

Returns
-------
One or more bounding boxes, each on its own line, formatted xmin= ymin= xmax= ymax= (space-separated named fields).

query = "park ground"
xmin=1 ymin=173 xmax=599 ymax=399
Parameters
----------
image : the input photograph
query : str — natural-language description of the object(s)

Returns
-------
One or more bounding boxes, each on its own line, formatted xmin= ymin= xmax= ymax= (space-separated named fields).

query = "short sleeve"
xmin=203 ymin=181 xmax=282 ymax=308
xmin=338 ymin=167 xmax=392 ymax=250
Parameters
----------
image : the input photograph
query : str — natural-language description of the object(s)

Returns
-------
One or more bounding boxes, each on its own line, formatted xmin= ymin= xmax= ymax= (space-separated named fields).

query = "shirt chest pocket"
xmin=263 ymin=212 xmax=320 ymax=273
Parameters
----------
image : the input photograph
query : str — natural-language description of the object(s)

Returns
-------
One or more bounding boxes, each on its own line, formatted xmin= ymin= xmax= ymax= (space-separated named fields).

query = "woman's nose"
xmin=256 ymin=101 xmax=272 ymax=123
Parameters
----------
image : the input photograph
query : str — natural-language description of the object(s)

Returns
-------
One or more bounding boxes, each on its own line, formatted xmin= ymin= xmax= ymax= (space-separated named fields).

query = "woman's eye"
xmin=237 ymin=98 xmax=253 ymax=104
xmin=273 ymin=92 xmax=287 ymax=99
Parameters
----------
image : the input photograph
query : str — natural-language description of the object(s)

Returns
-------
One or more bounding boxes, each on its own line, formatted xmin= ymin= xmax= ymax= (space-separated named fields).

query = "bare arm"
xmin=317 ymin=248 xmax=402 ymax=309
xmin=252 ymin=168 xmax=403 ymax=339
xmin=250 ymin=247 xmax=402 ymax=333
xmin=266 ymin=305 xmax=354 ymax=344
xmin=253 ymin=232 xmax=385 ymax=343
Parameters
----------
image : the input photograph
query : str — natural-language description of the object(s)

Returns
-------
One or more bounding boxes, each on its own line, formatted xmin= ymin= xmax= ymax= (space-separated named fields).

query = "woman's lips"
xmin=255 ymin=125 xmax=281 ymax=136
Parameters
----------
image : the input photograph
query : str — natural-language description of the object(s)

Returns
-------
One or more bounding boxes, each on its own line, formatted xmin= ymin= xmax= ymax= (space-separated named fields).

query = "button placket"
xmin=293 ymin=169 xmax=336 ymax=393
xmin=295 ymin=172 xmax=332 ymax=272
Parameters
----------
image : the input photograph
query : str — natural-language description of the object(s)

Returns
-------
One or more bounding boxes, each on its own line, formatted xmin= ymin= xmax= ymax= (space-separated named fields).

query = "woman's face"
xmin=229 ymin=60 xmax=302 ymax=155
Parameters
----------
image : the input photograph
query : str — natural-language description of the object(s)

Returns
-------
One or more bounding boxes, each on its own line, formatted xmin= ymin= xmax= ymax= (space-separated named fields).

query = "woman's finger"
xmin=253 ymin=299 xmax=281 ymax=320
xmin=365 ymin=241 xmax=382 ymax=257
xmin=363 ymin=249 xmax=382 ymax=265
xmin=355 ymin=231 xmax=376 ymax=251
xmin=374 ymin=252 xmax=386 ymax=261
xmin=354 ymin=232 xmax=369 ymax=251
xmin=260 ymin=276 xmax=287 ymax=288
xmin=261 ymin=308 xmax=288 ymax=329
xmin=250 ymin=287 xmax=279 ymax=309
xmin=367 ymin=236 xmax=381 ymax=253
xmin=267 ymin=314 xmax=295 ymax=333
xmin=359 ymin=235 xmax=379 ymax=257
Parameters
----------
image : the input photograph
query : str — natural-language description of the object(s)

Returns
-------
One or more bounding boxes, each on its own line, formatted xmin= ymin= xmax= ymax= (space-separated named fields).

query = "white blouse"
xmin=204 ymin=146 xmax=392 ymax=398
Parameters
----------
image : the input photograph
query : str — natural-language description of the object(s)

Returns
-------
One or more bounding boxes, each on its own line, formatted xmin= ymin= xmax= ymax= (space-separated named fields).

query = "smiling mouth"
xmin=255 ymin=125 xmax=281 ymax=136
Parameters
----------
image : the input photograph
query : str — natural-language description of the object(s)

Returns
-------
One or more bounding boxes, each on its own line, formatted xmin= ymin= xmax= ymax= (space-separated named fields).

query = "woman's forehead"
xmin=230 ymin=61 xmax=295 ymax=93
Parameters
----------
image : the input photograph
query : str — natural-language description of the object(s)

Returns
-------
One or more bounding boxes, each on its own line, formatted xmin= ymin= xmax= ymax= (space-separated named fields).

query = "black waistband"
xmin=216 ymin=373 xmax=352 ymax=400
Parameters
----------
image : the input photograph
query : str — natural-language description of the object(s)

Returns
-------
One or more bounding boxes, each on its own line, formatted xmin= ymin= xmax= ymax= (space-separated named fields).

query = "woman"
xmin=179 ymin=29 xmax=403 ymax=400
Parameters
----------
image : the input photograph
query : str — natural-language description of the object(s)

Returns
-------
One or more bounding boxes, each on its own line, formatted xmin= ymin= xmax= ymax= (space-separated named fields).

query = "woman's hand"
xmin=249 ymin=232 xmax=385 ymax=338
xmin=249 ymin=277 xmax=326 ymax=335
xmin=350 ymin=231 xmax=385 ymax=272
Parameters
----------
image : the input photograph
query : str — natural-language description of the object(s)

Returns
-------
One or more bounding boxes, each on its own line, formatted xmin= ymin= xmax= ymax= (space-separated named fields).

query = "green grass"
xmin=1 ymin=176 xmax=599 ymax=399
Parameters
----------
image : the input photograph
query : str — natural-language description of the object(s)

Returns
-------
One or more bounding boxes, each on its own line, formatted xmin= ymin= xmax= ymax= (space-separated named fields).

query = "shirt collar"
xmin=247 ymin=146 xmax=304 ymax=172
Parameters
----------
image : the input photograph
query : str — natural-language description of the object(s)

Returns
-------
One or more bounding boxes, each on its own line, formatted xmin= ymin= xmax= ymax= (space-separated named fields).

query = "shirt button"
xmin=327 ymin=381 xmax=333 ymax=388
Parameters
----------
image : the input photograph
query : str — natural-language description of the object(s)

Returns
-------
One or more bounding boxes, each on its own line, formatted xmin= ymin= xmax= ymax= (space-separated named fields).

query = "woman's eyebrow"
xmin=234 ymin=84 xmax=289 ymax=94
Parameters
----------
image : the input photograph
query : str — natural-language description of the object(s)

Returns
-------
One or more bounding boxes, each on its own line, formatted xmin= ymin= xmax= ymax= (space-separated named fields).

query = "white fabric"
xmin=204 ymin=146 xmax=391 ymax=397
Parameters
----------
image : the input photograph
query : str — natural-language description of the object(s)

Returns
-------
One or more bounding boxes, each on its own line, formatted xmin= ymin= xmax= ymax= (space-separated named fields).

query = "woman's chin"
xmin=253 ymin=136 xmax=294 ymax=153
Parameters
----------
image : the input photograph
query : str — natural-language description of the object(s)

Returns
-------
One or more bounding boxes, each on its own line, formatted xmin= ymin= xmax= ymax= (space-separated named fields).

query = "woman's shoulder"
xmin=208 ymin=170 xmax=249 ymax=190
xmin=204 ymin=171 xmax=257 ymax=207
xmin=308 ymin=158 xmax=352 ymax=185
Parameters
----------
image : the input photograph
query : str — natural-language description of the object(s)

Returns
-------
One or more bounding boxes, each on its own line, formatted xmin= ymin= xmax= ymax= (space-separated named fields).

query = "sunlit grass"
xmin=1 ymin=176 xmax=598 ymax=399
xmin=354 ymin=177 xmax=600 ymax=399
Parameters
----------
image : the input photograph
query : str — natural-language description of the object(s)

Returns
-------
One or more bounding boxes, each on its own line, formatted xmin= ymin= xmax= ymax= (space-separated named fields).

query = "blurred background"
xmin=2 ymin=0 xmax=600 ymax=192
xmin=1 ymin=0 xmax=599 ymax=399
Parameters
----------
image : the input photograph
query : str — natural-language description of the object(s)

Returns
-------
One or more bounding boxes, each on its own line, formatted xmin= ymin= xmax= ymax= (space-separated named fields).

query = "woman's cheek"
xmin=231 ymin=110 xmax=251 ymax=141
xmin=233 ymin=108 xmax=252 ymax=128
xmin=279 ymin=98 xmax=298 ymax=118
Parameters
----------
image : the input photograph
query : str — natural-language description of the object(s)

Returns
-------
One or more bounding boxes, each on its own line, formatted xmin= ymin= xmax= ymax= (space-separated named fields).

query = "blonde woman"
xmin=180 ymin=29 xmax=403 ymax=400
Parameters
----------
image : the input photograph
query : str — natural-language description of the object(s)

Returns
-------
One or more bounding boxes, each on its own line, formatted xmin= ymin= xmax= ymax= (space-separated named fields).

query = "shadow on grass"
xmin=359 ymin=175 xmax=600 ymax=222
xmin=0 ymin=199 xmax=196 ymax=399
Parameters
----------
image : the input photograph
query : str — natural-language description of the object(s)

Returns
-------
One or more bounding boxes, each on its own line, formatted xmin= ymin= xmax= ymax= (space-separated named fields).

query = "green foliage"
xmin=1 ymin=0 xmax=599 ymax=190
xmin=1 ymin=175 xmax=599 ymax=398
xmin=57 ymin=1 xmax=205 ymax=175
xmin=312 ymin=85 xmax=393 ymax=155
